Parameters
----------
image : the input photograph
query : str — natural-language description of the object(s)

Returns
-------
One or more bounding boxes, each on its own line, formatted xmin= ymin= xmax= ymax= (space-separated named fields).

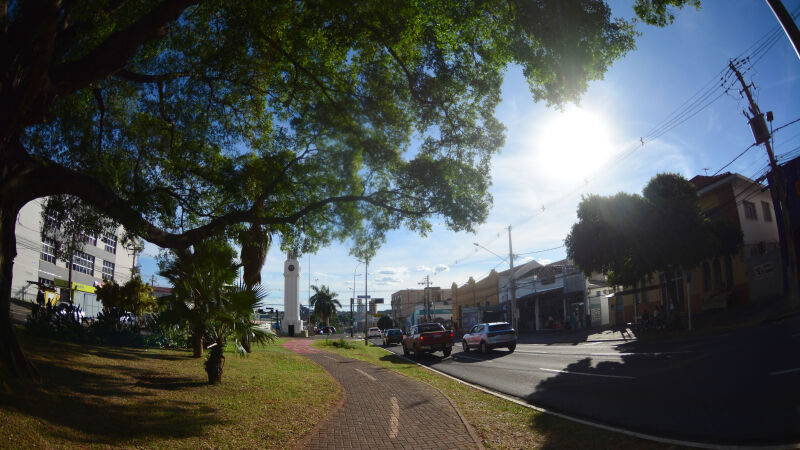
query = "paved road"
xmin=377 ymin=318 xmax=800 ymax=446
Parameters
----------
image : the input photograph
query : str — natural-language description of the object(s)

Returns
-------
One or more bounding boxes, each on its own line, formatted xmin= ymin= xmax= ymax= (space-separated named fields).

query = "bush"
xmin=25 ymin=303 xmax=89 ymax=343
xmin=141 ymin=313 xmax=190 ymax=349
xmin=321 ymin=338 xmax=357 ymax=349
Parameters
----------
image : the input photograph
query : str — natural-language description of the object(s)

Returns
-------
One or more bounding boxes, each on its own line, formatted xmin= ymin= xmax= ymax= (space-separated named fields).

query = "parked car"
xmin=55 ymin=302 xmax=85 ymax=322
xmin=382 ymin=329 xmax=403 ymax=346
xmin=367 ymin=327 xmax=381 ymax=338
xmin=462 ymin=322 xmax=517 ymax=354
xmin=402 ymin=322 xmax=453 ymax=358
xmin=321 ymin=326 xmax=336 ymax=334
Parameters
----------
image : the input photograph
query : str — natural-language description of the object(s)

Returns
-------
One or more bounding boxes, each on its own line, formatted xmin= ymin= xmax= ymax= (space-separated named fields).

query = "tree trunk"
xmin=0 ymin=201 xmax=39 ymax=385
xmin=67 ymin=251 xmax=74 ymax=304
xmin=241 ymin=331 xmax=251 ymax=353
xmin=191 ymin=323 xmax=205 ymax=358
xmin=204 ymin=340 xmax=225 ymax=385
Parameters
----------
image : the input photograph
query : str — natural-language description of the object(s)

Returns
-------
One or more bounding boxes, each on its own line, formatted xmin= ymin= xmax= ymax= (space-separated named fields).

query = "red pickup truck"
xmin=402 ymin=322 xmax=453 ymax=358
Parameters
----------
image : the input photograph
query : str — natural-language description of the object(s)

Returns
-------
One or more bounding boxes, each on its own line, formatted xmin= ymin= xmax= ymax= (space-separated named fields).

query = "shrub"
xmin=322 ymin=338 xmax=357 ymax=349
xmin=25 ymin=303 xmax=89 ymax=343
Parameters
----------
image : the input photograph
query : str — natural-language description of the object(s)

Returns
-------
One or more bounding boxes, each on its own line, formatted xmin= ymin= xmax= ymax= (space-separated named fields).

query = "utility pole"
xmin=730 ymin=61 xmax=800 ymax=307
xmin=766 ymin=0 xmax=800 ymax=61
xmin=364 ymin=259 xmax=369 ymax=345
xmin=418 ymin=275 xmax=432 ymax=322
xmin=507 ymin=226 xmax=518 ymax=330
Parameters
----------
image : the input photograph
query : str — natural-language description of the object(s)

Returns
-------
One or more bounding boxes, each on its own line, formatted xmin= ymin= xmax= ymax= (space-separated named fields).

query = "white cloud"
xmin=416 ymin=265 xmax=432 ymax=272
xmin=434 ymin=264 xmax=449 ymax=274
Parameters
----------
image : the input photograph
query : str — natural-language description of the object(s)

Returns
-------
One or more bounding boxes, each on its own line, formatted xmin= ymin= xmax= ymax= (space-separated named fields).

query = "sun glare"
xmin=534 ymin=107 xmax=615 ymax=182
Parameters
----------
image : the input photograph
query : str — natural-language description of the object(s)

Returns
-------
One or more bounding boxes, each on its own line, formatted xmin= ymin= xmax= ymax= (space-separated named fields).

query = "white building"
xmin=11 ymin=199 xmax=137 ymax=318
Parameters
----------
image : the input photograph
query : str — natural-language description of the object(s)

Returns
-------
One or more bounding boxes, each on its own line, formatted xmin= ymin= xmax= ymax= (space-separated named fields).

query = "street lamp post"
xmin=364 ymin=259 xmax=369 ymax=346
xmin=352 ymin=261 xmax=362 ymax=338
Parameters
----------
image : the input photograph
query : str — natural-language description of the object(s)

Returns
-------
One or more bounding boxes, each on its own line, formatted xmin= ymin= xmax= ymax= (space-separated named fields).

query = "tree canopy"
xmin=565 ymin=173 xmax=742 ymax=287
xmin=0 ymin=0 xmax=700 ymax=379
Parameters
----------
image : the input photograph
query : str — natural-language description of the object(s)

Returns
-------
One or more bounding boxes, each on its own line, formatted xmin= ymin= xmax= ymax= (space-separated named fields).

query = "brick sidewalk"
xmin=284 ymin=339 xmax=482 ymax=450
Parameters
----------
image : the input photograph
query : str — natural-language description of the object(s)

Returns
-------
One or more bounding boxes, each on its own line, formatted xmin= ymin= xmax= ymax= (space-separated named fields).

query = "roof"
xmin=689 ymin=172 xmax=733 ymax=191
xmin=690 ymin=172 xmax=765 ymax=196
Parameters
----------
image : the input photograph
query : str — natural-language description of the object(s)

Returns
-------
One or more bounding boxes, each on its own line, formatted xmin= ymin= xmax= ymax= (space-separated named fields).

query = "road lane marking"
xmin=355 ymin=368 xmax=376 ymax=381
xmin=389 ymin=396 xmax=400 ymax=438
xmin=321 ymin=355 xmax=337 ymax=362
xmin=453 ymin=354 xmax=486 ymax=362
xmin=770 ymin=367 xmax=800 ymax=376
xmin=539 ymin=368 xmax=635 ymax=379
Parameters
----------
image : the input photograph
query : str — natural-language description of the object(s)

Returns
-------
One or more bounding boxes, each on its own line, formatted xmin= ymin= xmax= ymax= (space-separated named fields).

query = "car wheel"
xmin=462 ymin=340 xmax=469 ymax=353
xmin=480 ymin=341 xmax=488 ymax=354
xmin=403 ymin=345 xmax=410 ymax=356
xmin=508 ymin=343 xmax=516 ymax=352
xmin=443 ymin=347 xmax=451 ymax=357
xmin=414 ymin=345 xmax=421 ymax=359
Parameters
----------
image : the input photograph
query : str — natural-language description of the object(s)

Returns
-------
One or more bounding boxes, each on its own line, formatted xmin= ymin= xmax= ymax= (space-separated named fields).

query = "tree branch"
xmin=52 ymin=0 xmax=200 ymax=94
xmin=11 ymin=152 xmax=429 ymax=251
xmin=115 ymin=69 xmax=198 ymax=83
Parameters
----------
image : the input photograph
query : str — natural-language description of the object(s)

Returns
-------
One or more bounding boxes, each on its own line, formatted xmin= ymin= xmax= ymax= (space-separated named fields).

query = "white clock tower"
xmin=283 ymin=251 xmax=303 ymax=335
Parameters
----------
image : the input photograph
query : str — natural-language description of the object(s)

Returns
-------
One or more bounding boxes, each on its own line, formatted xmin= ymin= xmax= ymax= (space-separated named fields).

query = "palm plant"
xmin=158 ymin=239 xmax=238 ymax=357
xmin=309 ymin=285 xmax=341 ymax=327
xmin=204 ymin=282 xmax=276 ymax=384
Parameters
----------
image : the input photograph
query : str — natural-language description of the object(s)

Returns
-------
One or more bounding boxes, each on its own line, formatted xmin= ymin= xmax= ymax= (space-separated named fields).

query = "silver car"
xmin=462 ymin=322 xmax=517 ymax=354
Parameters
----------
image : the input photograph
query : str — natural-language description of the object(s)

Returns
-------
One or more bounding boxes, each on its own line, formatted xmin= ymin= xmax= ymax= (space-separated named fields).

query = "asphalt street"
xmin=372 ymin=318 xmax=800 ymax=446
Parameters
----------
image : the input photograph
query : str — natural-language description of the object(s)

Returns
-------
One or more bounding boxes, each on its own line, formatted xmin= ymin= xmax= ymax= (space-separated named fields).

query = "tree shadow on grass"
xmin=83 ymin=346 xmax=189 ymax=362
xmin=2 ymin=339 xmax=224 ymax=445
xmin=378 ymin=353 xmax=417 ymax=367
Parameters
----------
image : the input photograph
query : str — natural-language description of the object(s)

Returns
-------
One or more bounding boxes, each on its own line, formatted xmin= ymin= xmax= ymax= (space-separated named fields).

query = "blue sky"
xmin=139 ymin=0 xmax=800 ymax=313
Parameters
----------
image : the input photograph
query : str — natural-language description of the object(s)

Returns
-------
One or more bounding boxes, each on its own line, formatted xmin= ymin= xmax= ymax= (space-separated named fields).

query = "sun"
xmin=535 ymin=107 xmax=615 ymax=182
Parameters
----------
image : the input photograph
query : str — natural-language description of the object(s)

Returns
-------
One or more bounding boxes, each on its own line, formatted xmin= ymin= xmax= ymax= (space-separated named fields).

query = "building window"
xmin=761 ymin=202 xmax=772 ymax=222
xmin=102 ymin=260 xmax=115 ymax=280
xmin=38 ymin=277 xmax=54 ymax=288
xmin=702 ymin=261 xmax=711 ymax=291
xmin=713 ymin=258 xmax=722 ymax=289
xmin=725 ymin=256 xmax=734 ymax=288
xmin=102 ymin=233 xmax=117 ymax=254
xmin=40 ymin=237 xmax=57 ymax=264
xmin=71 ymin=251 xmax=95 ymax=275
xmin=84 ymin=232 xmax=97 ymax=246
xmin=743 ymin=201 xmax=757 ymax=220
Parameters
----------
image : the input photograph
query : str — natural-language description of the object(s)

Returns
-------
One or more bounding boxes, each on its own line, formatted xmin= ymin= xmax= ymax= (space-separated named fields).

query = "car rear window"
xmin=419 ymin=323 xmax=445 ymax=333
xmin=388 ymin=329 xmax=402 ymax=336
xmin=489 ymin=323 xmax=512 ymax=332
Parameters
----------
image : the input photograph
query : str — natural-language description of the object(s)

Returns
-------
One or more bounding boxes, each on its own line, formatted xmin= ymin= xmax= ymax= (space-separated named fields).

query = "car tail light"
xmin=420 ymin=335 xmax=424 ymax=341
xmin=450 ymin=332 xmax=453 ymax=338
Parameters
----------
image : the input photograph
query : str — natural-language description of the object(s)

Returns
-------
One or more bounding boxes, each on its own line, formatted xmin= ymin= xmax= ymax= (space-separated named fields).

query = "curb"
xmin=378 ymin=347 xmax=799 ymax=450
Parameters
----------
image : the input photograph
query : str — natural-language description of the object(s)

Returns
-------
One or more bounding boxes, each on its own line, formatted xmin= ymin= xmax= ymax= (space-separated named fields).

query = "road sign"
xmin=372 ymin=298 xmax=384 ymax=304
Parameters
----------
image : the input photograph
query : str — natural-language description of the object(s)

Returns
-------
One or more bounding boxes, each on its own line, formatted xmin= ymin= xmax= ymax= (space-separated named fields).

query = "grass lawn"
xmin=313 ymin=339 xmax=677 ymax=449
xmin=0 ymin=331 xmax=339 ymax=448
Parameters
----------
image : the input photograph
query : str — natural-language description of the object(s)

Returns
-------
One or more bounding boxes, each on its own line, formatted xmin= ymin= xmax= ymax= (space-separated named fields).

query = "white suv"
xmin=462 ymin=322 xmax=517 ymax=354
xmin=367 ymin=327 xmax=381 ymax=338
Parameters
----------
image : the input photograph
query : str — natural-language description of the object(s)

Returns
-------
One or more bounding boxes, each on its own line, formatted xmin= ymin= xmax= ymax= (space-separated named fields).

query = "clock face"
xmin=288 ymin=264 xmax=295 ymax=272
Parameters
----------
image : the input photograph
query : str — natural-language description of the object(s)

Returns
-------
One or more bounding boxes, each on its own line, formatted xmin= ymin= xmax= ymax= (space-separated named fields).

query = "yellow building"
xmin=612 ymin=173 xmax=781 ymax=325
xmin=451 ymin=270 xmax=504 ymax=334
